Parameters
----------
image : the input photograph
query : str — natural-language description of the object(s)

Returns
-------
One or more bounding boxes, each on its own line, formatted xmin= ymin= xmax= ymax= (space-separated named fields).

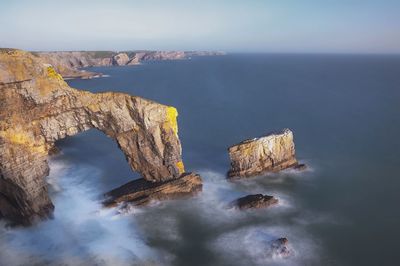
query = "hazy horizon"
xmin=1 ymin=0 xmax=399 ymax=54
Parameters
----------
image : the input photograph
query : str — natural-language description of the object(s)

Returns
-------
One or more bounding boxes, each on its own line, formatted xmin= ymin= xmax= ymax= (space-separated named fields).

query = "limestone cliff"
xmin=0 ymin=49 xmax=188 ymax=225
xmin=228 ymin=129 xmax=299 ymax=178
xmin=35 ymin=51 xmax=113 ymax=79
xmin=34 ymin=50 xmax=225 ymax=79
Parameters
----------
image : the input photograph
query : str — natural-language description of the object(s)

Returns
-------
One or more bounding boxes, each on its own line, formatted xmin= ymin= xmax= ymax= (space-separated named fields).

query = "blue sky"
xmin=0 ymin=0 xmax=399 ymax=53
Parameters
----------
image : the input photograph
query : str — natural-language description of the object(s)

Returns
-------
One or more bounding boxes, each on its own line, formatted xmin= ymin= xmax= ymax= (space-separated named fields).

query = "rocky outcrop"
xmin=0 ymin=49 xmax=189 ymax=225
xmin=112 ymin=53 xmax=130 ymax=66
xmin=232 ymin=194 xmax=278 ymax=210
xmin=34 ymin=50 xmax=225 ymax=79
xmin=228 ymin=129 xmax=300 ymax=178
xmin=268 ymin=237 xmax=291 ymax=258
xmin=104 ymin=172 xmax=202 ymax=208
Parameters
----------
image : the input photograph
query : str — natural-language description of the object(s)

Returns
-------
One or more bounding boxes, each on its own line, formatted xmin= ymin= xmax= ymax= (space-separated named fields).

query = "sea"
xmin=1 ymin=54 xmax=400 ymax=266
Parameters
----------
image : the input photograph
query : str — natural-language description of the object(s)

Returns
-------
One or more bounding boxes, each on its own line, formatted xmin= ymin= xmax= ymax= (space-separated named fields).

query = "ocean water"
xmin=1 ymin=54 xmax=400 ymax=266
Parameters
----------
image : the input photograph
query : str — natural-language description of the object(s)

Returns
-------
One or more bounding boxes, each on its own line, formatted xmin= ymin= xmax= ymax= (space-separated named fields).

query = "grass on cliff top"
xmin=89 ymin=51 xmax=116 ymax=58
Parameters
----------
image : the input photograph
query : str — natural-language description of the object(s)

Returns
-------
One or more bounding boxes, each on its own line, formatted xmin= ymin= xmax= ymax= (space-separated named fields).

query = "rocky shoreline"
xmin=35 ymin=50 xmax=225 ymax=79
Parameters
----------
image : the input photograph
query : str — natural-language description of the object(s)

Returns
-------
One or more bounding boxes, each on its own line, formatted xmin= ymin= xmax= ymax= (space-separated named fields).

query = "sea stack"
xmin=0 ymin=49 xmax=201 ymax=225
xmin=228 ymin=129 xmax=300 ymax=178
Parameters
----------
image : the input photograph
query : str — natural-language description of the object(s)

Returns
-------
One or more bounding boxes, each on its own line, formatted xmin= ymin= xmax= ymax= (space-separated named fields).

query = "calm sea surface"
xmin=1 ymin=54 xmax=400 ymax=266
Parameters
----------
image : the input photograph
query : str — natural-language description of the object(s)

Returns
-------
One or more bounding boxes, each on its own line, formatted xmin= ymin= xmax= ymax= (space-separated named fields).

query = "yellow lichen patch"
xmin=176 ymin=160 xmax=185 ymax=174
xmin=46 ymin=66 xmax=63 ymax=81
xmin=164 ymin=106 xmax=179 ymax=136
xmin=0 ymin=129 xmax=47 ymax=154
xmin=87 ymin=103 xmax=101 ymax=112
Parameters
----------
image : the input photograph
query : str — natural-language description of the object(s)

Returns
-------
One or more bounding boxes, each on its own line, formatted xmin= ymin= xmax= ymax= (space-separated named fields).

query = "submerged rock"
xmin=294 ymin=163 xmax=307 ymax=171
xmin=103 ymin=172 xmax=202 ymax=208
xmin=233 ymin=194 xmax=278 ymax=210
xmin=0 ymin=49 xmax=188 ymax=225
xmin=268 ymin=237 xmax=291 ymax=258
xmin=228 ymin=129 xmax=301 ymax=178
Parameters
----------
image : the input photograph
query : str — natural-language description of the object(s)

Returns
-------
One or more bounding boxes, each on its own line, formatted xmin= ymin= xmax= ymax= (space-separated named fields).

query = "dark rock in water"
xmin=103 ymin=172 xmax=202 ymax=208
xmin=233 ymin=194 xmax=278 ymax=210
xmin=48 ymin=145 xmax=61 ymax=156
xmin=227 ymin=129 xmax=299 ymax=178
xmin=0 ymin=49 xmax=187 ymax=225
xmin=269 ymin=237 xmax=291 ymax=258
xmin=294 ymin=163 xmax=307 ymax=171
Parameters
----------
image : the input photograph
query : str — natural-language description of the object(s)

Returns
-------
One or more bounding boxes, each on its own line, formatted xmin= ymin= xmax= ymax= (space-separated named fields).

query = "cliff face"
xmin=34 ymin=50 xmax=225 ymax=79
xmin=228 ymin=129 xmax=298 ymax=178
xmin=35 ymin=51 xmax=113 ymax=79
xmin=0 ymin=49 xmax=187 ymax=225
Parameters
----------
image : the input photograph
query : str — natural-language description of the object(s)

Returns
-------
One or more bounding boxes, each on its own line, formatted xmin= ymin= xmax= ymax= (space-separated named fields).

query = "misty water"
xmin=1 ymin=54 xmax=400 ymax=266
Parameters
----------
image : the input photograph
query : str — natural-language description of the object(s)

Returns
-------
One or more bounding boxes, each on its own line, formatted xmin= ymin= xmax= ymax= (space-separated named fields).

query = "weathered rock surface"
xmin=232 ymin=194 xmax=278 ymax=210
xmin=112 ymin=52 xmax=130 ymax=66
xmin=35 ymin=50 xmax=225 ymax=79
xmin=0 ymin=49 xmax=187 ymax=225
xmin=268 ymin=237 xmax=291 ymax=258
xmin=228 ymin=129 xmax=299 ymax=178
xmin=104 ymin=172 xmax=202 ymax=208
xmin=34 ymin=51 xmax=113 ymax=79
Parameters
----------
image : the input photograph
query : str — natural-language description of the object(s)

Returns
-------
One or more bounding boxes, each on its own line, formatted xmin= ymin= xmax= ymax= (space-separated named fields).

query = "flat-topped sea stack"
xmin=0 ymin=48 xmax=200 ymax=225
xmin=232 ymin=194 xmax=278 ymax=210
xmin=228 ymin=129 xmax=301 ymax=178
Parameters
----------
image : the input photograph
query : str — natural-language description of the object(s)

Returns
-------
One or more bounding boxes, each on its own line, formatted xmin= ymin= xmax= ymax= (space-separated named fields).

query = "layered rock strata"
xmin=104 ymin=172 xmax=202 ymax=208
xmin=228 ymin=129 xmax=300 ymax=178
xmin=232 ymin=194 xmax=278 ymax=210
xmin=0 ymin=49 xmax=188 ymax=225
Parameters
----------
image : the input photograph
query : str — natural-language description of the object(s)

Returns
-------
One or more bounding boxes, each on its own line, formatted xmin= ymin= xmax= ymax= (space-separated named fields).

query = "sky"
xmin=0 ymin=0 xmax=399 ymax=53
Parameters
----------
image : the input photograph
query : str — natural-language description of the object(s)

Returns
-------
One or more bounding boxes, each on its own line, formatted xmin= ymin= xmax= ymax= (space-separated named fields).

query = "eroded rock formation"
xmin=228 ymin=129 xmax=300 ymax=178
xmin=104 ymin=172 xmax=202 ymax=209
xmin=112 ymin=52 xmax=130 ymax=66
xmin=232 ymin=194 xmax=278 ymax=210
xmin=0 ymin=49 xmax=190 ymax=225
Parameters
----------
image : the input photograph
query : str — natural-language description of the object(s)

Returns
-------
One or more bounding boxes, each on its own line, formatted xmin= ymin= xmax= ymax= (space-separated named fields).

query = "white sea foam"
xmin=212 ymin=224 xmax=319 ymax=266
xmin=0 ymin=159 xmax=170 ymax=266
xmin=0 ymin=160 xmax=322 ymax=266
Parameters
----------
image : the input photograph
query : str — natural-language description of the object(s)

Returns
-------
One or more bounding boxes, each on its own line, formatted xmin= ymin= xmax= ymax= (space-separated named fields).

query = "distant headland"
xmin=32 ymin=50 xmax=226 ymax=79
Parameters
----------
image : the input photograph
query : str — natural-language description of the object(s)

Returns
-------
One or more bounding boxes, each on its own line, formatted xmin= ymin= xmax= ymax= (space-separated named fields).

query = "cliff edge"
xmin=0 ymin=49 xmax=188 ymax=225
xmin=35 ymin=50 xmax=225 ymax=79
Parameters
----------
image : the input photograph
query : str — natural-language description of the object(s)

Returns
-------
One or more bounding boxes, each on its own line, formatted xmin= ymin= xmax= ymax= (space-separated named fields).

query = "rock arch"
xmin=0 ymin=49 xmax=185 ymax=225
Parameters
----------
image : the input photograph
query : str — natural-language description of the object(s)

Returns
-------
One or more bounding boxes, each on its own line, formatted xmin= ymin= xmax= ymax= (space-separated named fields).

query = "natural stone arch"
xmin=0 ymin=49 xmax=185 ymax=225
